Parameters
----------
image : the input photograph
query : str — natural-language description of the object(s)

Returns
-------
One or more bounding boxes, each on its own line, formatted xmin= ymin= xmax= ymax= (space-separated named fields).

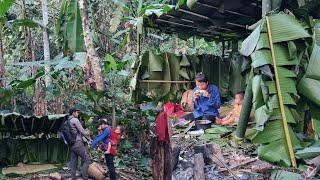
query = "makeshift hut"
xmin=131 ymin=0 xmax=320 ymax=176
xmin=0 ymin=112 xmax=69 ymax=167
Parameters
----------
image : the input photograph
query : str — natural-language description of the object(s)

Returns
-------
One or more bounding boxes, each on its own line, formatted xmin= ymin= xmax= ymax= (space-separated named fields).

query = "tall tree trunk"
xmin=0 ymin=28 xmax=5 ymax=88
xmin=29 ymin=29 xmax=46 ymax=116
xmin=41 ymin=0 xmax=51 ymax=87
xmin=55 ymin=95 xmax=63 ymax=114
xmin=20 ymin=0 xmax=47 ymax=115
xmin=78 ymin=0 xmax=105 ymax=91
xmin=34 ymin=80 xmax=46 ymax=116
xmin=27 ymin=26 xmax=46 ymax=116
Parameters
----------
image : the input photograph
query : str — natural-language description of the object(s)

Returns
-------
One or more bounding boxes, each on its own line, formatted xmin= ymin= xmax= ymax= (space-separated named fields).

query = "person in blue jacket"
xmin=89 ymin=119 xmax=115 ymax=180
xmin=192 ymin=72 xmax=221 ymax=122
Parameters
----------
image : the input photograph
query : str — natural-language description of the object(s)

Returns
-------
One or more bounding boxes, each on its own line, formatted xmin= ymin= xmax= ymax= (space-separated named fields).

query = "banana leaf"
xmin=269 ymin=13 xmax=310 ymax=43
xmin=239 ymin=21 xmax=262 ymax=56
xmin=256 ymin=33 xmax=270 ymax=50
xmin=180 ymin=54 xmax=190 ymax=67
xmin=278 ymin=67 xmax=297 ymax=78
xmin=167 ymin=53 xmax=181 ymax=94
xmin=141 ymin=70 xmax=150 ymax=80
xmin=310 ymin=104 xmax=320 ymax=135
xmin=252 ymin=75 xmax=264 ymax=110
xmin=265 ymin=78 xmax=297 ymax=95
xmin=162 ymin=53 xmax=171 ymax=96
xmin=254 ymin=105 xmax=271 ymax=131
xmin=296 ymin=146 xmax=320 ymax=159
xmin=305 ymin=44 xmax=320 ymax=80
xmin=248 ymin=13 xmax=311 ymax=167
xmin=219 ymin=59 xmax=231 ymax=97
xmin=179 ymin=68 xmax=190 ymax=80
xmin=254 ymin=120 xmax=301 ymax=167
xmin=0 ymin=138 xmax=68 ymax=165
xmin=298 ymin=76 xmax=320 ymax=106
xmin=251 ymin=45 xmax=299 ymax=68
xmin=168 ymin=53 xmax=180 ymax=81
xmin=288 ymin=41 xmax=297 ymax=60
xmin=268 ymin=94 xmax=296 ymax=107
xmin=270 ymin=170 xmax=300 ymax=179
xmin=66 ymin=0 xmax=84 ymax=52
xmin=229 ymin=54 xmax=246 ymax=95
xmin=258 ymin=139 xmax=291 ymax=167
xmin=149 ymin=51 xmax=163 ymax=72
xmin=316 ymin=22 xmax=320 ymax=46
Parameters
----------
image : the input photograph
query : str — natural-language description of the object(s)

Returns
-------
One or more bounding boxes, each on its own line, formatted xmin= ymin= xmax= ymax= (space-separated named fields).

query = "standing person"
xmin=89 ymin=119 xmax=115 ymax=180
xmin=90 ymin=119 xmax=124 ymax=180
xmin=192 ymin=72 xmax=221 ymax=122
xmin=68 ymin=108 xmax=91 ymax=180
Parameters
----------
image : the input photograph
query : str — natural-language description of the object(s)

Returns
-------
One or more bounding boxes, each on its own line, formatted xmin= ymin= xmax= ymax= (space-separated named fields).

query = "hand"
xmin=105 ymin=150 xmax=110 ymax=154
xmin=203 ymin=90 xmax=210 ymax=97
xmin=193 ymin=92 xmax=200 ymax=99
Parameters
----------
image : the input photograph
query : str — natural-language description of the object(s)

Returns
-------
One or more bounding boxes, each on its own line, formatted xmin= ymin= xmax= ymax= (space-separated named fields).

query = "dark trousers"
xmin=69 ymin=141 xmax=91 ymax=180
xmin=105 ymin=154 xmax=116 ymax=180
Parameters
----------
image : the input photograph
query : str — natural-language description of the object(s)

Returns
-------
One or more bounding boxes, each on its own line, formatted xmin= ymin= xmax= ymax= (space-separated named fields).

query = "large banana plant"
xmin=240 ymin=13 xmax=312 ymax=167
xmin=55 ymin=0 xmax=84 ymax=53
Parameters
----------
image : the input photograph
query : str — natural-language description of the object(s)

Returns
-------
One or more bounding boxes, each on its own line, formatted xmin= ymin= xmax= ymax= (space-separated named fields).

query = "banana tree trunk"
xmin=41 ymin=0 xmax=51 ymax=87
xmin=235 ymin=71 xmax=253 ymax=139
xmin=78 ymin=0 xmax=105 ymax=92
xmin=0 ymin=28 xmax=4 ymax=88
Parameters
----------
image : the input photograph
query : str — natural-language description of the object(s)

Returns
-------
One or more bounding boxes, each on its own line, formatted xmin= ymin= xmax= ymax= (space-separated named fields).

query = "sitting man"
xmin=192 ymin=72 xmax=221 ymax=122
xmin=216 ymin=91 xmax=244 ymax=125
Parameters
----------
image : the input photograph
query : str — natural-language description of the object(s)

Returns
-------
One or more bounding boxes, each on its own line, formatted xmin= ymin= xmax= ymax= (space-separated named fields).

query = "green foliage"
xmin=0 ymin=138 xmax=69 ymax=166
xmin=55 ymin=0 xmax=84 ymax=52
xmin=66 ymin=0 xmax=84 ymax=52
xmin=159 ymin=37 xmax=222 ymax=56
xmin=0 ymin=0 xmax=14 ymax=17
xmin=239 ymin=12 xmax=314 ymax=166
xmin=11 ymin=19 xmax=41 ymax=28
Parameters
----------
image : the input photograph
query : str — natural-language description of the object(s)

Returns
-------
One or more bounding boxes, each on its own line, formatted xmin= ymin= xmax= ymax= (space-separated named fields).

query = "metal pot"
xmin=195 ymin=120 xmax=212 ymax=130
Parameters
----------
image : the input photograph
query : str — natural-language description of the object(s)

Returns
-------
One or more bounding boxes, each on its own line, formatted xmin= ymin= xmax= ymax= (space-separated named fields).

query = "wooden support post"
xmin=151 ymin=111 xmax=172 ymax=180
xmin=151 ymin=136 xmax=164 ymax=180
xmin=194 ymin=153 xmax=205 ymax=180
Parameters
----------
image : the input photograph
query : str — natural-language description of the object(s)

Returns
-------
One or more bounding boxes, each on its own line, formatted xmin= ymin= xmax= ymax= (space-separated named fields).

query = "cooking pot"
xmin=195 ymin=120 xmax=212 ymax=130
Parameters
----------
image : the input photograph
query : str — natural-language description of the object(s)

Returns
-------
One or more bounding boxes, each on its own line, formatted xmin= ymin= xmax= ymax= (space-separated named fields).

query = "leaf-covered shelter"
xmin=137 ymin=0 xmax=320 ymax=168
xmin=0 ymin=112 xmax=69 ymax=166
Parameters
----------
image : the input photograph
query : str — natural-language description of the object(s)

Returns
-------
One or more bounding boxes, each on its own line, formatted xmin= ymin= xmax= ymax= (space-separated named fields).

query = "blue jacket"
xmin=90 ymin=127 xmax=111 ymax=149
xmin=193 ymin=84 xmax=221 ymax=118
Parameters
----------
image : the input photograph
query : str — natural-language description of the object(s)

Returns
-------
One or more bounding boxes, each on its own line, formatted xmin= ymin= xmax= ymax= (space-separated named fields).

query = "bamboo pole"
xmin=266 ymin=16 xmax=297 ymax=168
xmin=139 ymin=80 xmax=192 ymax=83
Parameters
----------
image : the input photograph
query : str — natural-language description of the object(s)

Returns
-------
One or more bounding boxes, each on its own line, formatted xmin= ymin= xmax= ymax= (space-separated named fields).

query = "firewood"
xmin=194 ymin=143 xmax=225 ymax=167
xmin=193 ymin=153 xmax=205 ymax=180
